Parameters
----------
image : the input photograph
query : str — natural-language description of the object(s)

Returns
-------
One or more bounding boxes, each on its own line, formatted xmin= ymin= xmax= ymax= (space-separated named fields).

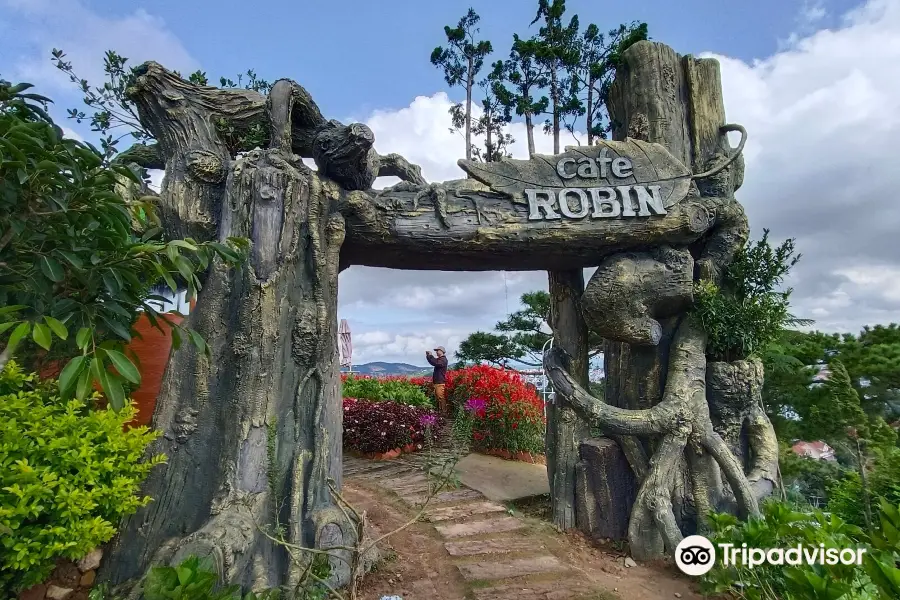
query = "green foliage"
xmin=807 ymin=360 xmax=868 ymax=443
xmin=144 ymin=556 xmax=282 ymax=600
xmin=700 ymin=498 xmax=900 ymax=600
xmin=0 ymin=78 xmax=248 ymax=408
xmin=694 ymin=230 xmax=808 ymax=362
xmin=779 ymin=444 xmax=852 ymax=507
xmin=828 ymin=447 xmax=900 ymax=528
xmin=559 ymin=15 xmax=648 ymax=143
xmin=469 ymin=60 xmax=515 ymax=162
xmin=51 ymin=49 xmax=150 ymax=159
xmin=0 ymin=361 xmax=165 ymax=594
xmin=529 ymin=0 xmax=582 ymax=146
xmin=341 ymin=375 xmax=433 ymax=408
xmin=457 ymin=290 xmax=601 ymax=367
xmin=51 ymin=48 xmax=273 ymax=159
xmin=430 ymin=8 xmax=494 ymax=161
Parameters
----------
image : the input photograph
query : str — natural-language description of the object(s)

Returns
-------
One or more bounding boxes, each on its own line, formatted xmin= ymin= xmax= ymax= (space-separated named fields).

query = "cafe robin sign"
xmin=459 ymin=139 xmax=692 ymax=222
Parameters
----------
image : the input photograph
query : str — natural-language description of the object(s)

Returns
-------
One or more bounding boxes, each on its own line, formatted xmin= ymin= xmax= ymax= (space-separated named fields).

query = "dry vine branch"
xmin=252 ymin=445 xmax=465 ymax=600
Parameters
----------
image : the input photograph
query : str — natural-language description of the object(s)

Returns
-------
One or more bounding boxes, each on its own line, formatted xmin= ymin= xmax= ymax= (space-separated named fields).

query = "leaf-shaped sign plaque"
xmin=458 ymin=138 xmax=691 ymax=212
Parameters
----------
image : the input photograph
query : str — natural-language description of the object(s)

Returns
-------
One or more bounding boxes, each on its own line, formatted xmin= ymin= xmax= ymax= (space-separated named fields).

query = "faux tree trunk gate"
xmin=101 ymin=39 xmax=778 ymax=591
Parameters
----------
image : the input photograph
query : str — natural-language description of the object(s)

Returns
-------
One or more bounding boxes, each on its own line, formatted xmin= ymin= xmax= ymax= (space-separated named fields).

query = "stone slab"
xmin=457 ymin=555 xmax=566 ymax=582
xmin=390 ymin=481 xmax=432 ymax=495
xmin=427 ymin=501 xmax=507 ymax=522
xmin=444 ymin=538 xmax=538 ymax=557
xmin=472 ymin=582 xmax=594 ymax=600
xmin=366 ymin=465 xmax=418 ymax=479
xmin=454 ymin=453 xmax=550 ymax=501
xmin=435 ymin=517 xmax=524 ymax=539
xmin=381 ymin=473 xmax=427 ymax=489
xmin=402 ymin=487 xmax=484 ymax=506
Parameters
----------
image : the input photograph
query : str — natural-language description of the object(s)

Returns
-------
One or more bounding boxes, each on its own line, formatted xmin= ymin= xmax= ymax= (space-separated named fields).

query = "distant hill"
xmin=343 ymin=362 xmax=430 ymax=376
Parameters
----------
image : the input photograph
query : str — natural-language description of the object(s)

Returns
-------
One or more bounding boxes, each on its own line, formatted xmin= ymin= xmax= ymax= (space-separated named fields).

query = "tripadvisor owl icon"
xmin=675 ymin=535 xmax=717 ymax=576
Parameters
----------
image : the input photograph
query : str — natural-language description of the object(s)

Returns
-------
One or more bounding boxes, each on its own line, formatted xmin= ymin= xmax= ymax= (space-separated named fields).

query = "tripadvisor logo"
xmin=674 ymin=535 xmax=868 ymax=577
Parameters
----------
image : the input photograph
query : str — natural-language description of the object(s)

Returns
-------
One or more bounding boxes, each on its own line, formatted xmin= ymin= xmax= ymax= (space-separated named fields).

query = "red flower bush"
xmin=448 ymin=365 xmax=546 ymax=455
xmin=342 ymin=398 xmax=444 ymax=455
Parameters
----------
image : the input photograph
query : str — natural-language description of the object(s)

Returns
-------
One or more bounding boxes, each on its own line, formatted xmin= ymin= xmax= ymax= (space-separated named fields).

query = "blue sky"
xmin=4 ymin=0 xmax=900 ymax=366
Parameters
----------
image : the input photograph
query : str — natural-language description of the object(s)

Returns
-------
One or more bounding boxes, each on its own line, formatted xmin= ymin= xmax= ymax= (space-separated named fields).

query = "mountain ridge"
xmin=342 ymin=361 xmax=430 ymax=376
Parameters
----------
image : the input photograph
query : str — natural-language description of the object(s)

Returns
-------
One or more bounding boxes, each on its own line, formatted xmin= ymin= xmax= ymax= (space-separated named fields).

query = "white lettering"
xmin=559 ymin=188 xmax=590 ymax=219
xmin=612 ymin=157 xmax=633 ymax=178
xmin=596 ymin=150 xmax=612 ymax=178
xmin=748 ymin=548 xmax=766 ymax=569
xmin=766 ymin=548 xmax=784 ymax=565
xmin=576 ymin=158 xmax=599 ymax=178
xmin=589 ymin=188 xmax=620 ymax=218
xmin=718 ymin=544 xmax=734 ymax=566
xmin=556 ymin=158 xmax=577 ymax=180
xmin=617 ymin=186 xmax=636 ymax=217
xmin=839 ymin=549 xmax=857 ymax=565
xmin=635 ymin=185 xmax=667 ymax=216
xmin=785 ymin=546 xmax=802 ymax=566
xmin=525 ymin=189 xmax=560 ymax=220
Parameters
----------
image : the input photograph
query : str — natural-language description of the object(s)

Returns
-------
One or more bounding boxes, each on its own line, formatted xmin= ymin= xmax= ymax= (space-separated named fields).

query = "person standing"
xmin=426 ymin=346 xmax=449 ymax=415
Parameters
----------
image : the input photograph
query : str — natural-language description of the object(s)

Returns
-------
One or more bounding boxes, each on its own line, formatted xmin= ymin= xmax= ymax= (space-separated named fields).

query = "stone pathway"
xmin=343 ymin=453 xmax=600 ymax=600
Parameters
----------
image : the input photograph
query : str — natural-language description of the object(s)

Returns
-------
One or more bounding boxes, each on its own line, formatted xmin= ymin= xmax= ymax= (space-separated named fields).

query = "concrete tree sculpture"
xmin=99 ymin=39 xmax=778 ymax=591
xmin=544 ymin=42 xmax=779 ymax=560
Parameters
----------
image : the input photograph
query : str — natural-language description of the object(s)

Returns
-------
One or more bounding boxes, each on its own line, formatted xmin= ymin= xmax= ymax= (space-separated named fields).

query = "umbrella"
xmin=338 ymin=319 xmax=352 ymax=371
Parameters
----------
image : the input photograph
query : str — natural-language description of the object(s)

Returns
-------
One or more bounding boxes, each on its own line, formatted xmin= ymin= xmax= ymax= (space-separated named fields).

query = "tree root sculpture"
xmin=545 ymin=316 xmax=766 ymax=559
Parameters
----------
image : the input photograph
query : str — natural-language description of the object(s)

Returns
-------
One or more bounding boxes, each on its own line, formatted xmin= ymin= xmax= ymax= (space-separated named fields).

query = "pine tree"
xmin=430 ymin=8 xmax=493 ymax=161
xmin=569 ymin=22 xmax=648 ymax=144
xmin=495 ymin=35 xmax=549 ymax=158
xmin=529 ymin=0 xmax=581 ymax=154
xmin=471 ymin=61 xmax=515 ymax=162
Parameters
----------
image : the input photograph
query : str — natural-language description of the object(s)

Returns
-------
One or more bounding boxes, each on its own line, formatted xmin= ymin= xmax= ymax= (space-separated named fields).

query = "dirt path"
xmin=343 ymin=456 xmax=704 ymax=600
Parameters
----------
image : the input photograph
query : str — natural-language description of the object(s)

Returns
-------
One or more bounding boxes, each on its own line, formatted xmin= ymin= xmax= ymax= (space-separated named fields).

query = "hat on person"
xmin=434 ymin=346 xmax=446 ymax=353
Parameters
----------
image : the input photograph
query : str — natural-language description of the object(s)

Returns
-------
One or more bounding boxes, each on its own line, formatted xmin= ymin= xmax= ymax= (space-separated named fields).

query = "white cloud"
xmin=61 ymin=127 xmax=83 ymax=142
xmin=339 ymin=0 xmax=900 ymax=366
xmin=2 ymin=0 xmax=198 ymax=91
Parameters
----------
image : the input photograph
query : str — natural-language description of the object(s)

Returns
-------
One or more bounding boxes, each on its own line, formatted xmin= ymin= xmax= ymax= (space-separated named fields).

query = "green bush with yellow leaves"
xmin=0 ymin=361 xmax=165 ymax=595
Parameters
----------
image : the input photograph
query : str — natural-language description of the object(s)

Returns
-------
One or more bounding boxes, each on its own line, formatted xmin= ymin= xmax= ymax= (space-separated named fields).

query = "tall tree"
xmin=470 ymin=61 xmax=515 ymax=162
xmin=431 ymin=8 xmax=493 ymax=161
xmin=569 ymin=22 xmax=648 ymax=145
xmin=529 ymin=0 xmax=581 ymax=154
xmin=457 ymin=291 xmax=602 ymax=367
xmin=495 ymin=35 xmax=548 ymax=157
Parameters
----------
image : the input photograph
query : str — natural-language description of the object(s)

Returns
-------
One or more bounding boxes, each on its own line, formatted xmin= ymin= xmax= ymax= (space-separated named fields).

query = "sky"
xmin=2 ymin=0 xmax=899 ymax=367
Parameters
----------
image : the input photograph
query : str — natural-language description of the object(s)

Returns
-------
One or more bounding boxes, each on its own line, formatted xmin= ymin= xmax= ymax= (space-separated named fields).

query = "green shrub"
xmin=827 ymin=447 xmax=900 ymax=528
xmin=0 ymin=361 xmax=165 ymax=594
xmin=341 ymin=375 xmax=432 ymax=408
xmin=700 ymin=498 xmax=900 ymax=599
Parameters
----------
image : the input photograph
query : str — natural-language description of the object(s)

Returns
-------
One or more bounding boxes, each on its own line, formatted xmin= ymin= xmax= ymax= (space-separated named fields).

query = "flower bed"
xmin=342 ymin=397 xmax=443 ymax=458
xmin=341 ymin=366 xmax=546 ymax=463
xmin=450 ymin=366 xmax=547 ymax=459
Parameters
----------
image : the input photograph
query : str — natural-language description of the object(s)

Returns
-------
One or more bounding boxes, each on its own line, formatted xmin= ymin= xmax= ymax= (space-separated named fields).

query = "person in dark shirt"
xmin=426 ymin=346 xmax=449 ymax=415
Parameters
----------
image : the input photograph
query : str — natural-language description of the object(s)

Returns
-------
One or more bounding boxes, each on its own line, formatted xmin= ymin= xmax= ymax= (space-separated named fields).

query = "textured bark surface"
xmin=546 ymin=270 xmax=590 ymax=530
xmin=575 ymin=438 xmax=637 ymax=540
xmin=102 ymin=78 xmax=353 ymax=594
xmin=340 ymin=180 xmax=719 ymax=271
xmin=548 ymin=40 xmax=775 ymax=559
xmin=707 ymin=359 xmax=778 ymax=499
xmin=581 ymin=247 xmax=693 ymax=346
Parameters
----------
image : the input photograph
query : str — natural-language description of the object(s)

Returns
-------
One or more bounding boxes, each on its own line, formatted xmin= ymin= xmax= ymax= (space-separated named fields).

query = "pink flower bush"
xmin=343 ymin=398 xmax=443 ymax=454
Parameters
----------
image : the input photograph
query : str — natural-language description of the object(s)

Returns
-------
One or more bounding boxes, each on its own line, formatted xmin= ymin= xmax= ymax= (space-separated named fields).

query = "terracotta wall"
xmin=125 ymin=312 xmax=184 ymax=427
